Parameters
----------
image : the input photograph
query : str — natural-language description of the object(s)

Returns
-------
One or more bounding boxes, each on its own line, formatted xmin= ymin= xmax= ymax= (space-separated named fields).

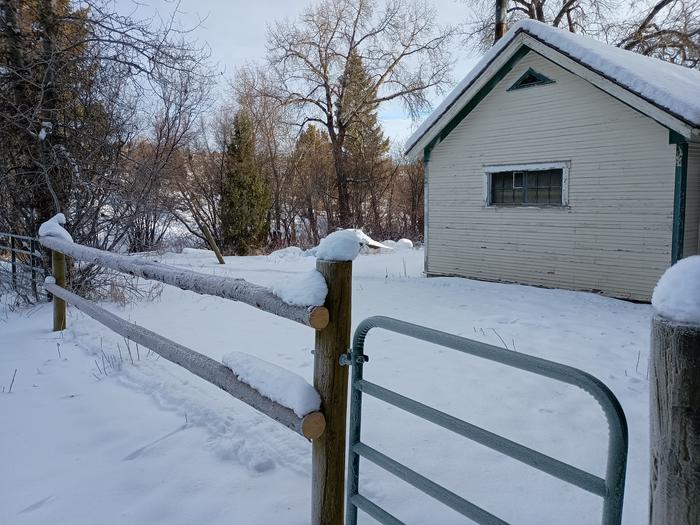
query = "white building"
xmin=405 ymin=20 xmax=700 ymax=301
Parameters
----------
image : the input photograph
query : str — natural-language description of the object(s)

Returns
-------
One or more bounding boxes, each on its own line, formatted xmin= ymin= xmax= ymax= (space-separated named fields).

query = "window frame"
xmin=483 ymin=162 xmax=570 ymax=208
xmin=507 ymin=68 xmax=555 ymax=91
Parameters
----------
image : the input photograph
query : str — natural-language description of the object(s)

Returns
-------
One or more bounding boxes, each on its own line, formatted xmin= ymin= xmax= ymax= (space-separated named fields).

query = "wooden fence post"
xmin=312 ymin=259 xmax=352 ymax=525
xmin=649 ymin=315 xmax=700 ymax=524
xmin=52 ymin=249 xmax=67 ymax=331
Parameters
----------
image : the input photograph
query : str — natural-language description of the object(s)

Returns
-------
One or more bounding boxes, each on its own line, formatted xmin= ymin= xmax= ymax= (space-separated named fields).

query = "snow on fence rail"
xmin=39 ymin=235 xmax=329 ymax=330
xmin=43 ymin=279 xmax=325 ymax=438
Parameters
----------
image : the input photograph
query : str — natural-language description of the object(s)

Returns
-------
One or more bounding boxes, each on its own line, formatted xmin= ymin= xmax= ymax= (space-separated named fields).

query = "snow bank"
xmin=406 ymin=19 xmax=700 ymax=154
xmin=395 ymin=238 xmax=414 ymax=250
xmin=270 ymin=270 xmax=327 ymax=306
xmin=38 ymin=213 xmax=73 ymax=242
xmin=268 ymin=246 xmax=304 ymax=262
xmin=316 ymin=230 xmax=362 ymax=261
xmin=222 ymin=352 xmax=320 ymax=417
xmin=651 ymin=256 xmax=700 ymax=324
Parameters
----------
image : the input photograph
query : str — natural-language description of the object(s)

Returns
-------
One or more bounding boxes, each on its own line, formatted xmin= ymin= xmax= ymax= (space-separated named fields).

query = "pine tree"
xmin=340 ymin=51 xmax=391 ymax=232
xmin=220 ymin=112 xmax=271 ymax=255
xmin=292 ymin=124 xmax=335 ymax=244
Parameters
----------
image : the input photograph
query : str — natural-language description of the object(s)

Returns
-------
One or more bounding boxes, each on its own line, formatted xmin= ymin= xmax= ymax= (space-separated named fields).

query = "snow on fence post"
xmin=51 ymin=249 xmax=67 ymax=331
xmin=649 ymin=258 xmax=700 ymax=525
xmin=311 ymin=231 xmax=360 ymax=525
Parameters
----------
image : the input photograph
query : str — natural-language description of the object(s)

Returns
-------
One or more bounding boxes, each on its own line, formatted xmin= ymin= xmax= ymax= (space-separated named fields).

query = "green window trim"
xmin=507 ymin=68 xmax=555 ymax=91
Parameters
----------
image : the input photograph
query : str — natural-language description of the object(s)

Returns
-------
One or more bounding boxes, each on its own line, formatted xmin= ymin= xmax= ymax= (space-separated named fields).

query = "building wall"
xmin=427 ymin=51 xmax=677 ymax=301
xmin=685 ymin=142 xmax=700 ymax=257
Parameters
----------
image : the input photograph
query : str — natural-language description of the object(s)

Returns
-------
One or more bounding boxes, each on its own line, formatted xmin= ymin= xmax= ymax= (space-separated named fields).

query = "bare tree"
xmin=0 ymin=0 xmax=213 ymax=296
xmin=266 ymin=0 xmax=455 ymax=228
xmin=463 ymin=0 xmax=699 ymax=68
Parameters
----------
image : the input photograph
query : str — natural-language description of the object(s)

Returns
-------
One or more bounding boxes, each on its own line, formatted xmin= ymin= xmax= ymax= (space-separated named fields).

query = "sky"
xmin=115 ymin=0 xmax=481 ymax=146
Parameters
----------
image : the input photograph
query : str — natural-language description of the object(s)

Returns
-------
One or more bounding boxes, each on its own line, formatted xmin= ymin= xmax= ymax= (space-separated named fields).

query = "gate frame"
xmin=346 ymin=316 xmax=628 ymax=525
xmin=0 ymin=232 xmax=44 ymax=301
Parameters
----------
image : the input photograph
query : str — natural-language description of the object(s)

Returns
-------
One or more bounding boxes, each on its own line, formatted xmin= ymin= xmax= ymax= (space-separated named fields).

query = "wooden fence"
xmin=40 ymin=233 xmax=351 ymax=524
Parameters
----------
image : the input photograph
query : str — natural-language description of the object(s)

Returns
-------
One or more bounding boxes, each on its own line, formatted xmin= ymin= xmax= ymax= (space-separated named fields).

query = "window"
xmin=507 ymin=68 xmax=554 ymax=91
xmin=484 ymin=163 xmax=569 ymax=207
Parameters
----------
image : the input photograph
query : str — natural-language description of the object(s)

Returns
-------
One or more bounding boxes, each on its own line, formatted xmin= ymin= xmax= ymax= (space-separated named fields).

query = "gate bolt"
xmin=339 ymin=353 xmax=369 ymax=366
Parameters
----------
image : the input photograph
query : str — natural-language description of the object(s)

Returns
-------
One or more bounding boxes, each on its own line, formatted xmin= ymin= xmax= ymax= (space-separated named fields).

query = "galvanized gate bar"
xmin=350 ymin=495 xmax=404 ymax=525
xmin=346 ymin=316 xmax=628 ymax=525
xmin=356 ymin=379 xmax=606 ymax=496
xmin=0 ymin=245 xmax=36 ymax=256
xmin=2 ymin=233 xmax=38 ymax=241
xmin=6 ymin=260 xmax=40 ymax=272
xmin=354 ymin=442 xmax=509 ymax=525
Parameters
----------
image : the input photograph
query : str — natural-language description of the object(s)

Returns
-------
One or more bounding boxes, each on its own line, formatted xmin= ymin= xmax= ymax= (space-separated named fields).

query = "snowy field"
xmin=1 ymin=247 xmax=651 ymax=524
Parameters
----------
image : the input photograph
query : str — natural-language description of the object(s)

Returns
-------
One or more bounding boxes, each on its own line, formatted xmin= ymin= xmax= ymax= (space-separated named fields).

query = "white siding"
xmin=685 ymin=142 xmax=700 ymax=256
xmin=427 ymin=52 xmax=677 ymax=301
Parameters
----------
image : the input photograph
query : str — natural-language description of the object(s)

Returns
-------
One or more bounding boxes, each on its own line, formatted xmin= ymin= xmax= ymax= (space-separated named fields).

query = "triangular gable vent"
xmin=507 ymin=68 xmax=554 ymax=91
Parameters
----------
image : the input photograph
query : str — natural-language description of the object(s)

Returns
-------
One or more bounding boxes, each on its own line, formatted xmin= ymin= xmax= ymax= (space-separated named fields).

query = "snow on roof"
xmin=406 ymin=19 xmax=700 ymax=155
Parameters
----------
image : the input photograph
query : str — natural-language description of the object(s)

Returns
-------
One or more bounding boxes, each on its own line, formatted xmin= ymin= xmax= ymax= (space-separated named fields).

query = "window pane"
xmin=490 ymin=168 xmax=563 ymax=205
xmin=550 ymin=185 xmax=562 ymax=203
xmin=513 ymin=172 xmax=524 ymax=188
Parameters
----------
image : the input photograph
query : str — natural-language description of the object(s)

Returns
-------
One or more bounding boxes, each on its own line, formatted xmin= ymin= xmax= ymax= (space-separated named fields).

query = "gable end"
xmin=424 ymin=45 xmax=531 ymax=160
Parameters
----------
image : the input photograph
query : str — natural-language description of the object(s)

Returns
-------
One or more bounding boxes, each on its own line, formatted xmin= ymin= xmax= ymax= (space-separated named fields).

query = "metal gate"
xmin=0 ymin=232 xmax=45 ymax=302
xmin=345 ymin=316 xmax=628 ymax=525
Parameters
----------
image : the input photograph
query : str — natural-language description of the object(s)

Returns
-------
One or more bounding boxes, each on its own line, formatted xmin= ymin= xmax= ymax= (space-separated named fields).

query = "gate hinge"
xmin=339 ymin=352 xmax=369 ymax=366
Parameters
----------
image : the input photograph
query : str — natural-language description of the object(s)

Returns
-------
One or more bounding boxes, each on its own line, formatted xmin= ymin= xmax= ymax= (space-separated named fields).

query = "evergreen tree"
xmin=340 ymin=51 xmax=391 ymax=232
xmin=220 ymin=111 xmax=271 ymax=255
xmin=342 ymin=51 xmax=390 ymax=161
xmin=292 ymin=124 xmax=335 ymax=244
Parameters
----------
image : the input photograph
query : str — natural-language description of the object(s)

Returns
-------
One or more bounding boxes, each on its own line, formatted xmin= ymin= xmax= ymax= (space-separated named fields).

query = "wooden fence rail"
xmin=40 ymin=235 xmax=329 ymax=330
xmin=44 ymin=280 xmax=325 ymax=439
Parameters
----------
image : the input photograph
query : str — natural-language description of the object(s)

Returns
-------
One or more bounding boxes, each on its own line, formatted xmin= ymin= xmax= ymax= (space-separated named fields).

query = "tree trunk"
xmin=331 ymin=137 xmax=351 ymax=229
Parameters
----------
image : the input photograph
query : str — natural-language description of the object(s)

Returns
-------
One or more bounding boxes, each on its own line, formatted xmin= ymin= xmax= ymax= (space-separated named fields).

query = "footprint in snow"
xmin=18 ymin=495 xmax=53 ymax=514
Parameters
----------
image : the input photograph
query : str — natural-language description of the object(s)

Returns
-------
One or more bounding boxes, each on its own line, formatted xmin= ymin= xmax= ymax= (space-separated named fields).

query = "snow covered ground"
xmin=1 ymin=247 xmax=651 ymax=524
